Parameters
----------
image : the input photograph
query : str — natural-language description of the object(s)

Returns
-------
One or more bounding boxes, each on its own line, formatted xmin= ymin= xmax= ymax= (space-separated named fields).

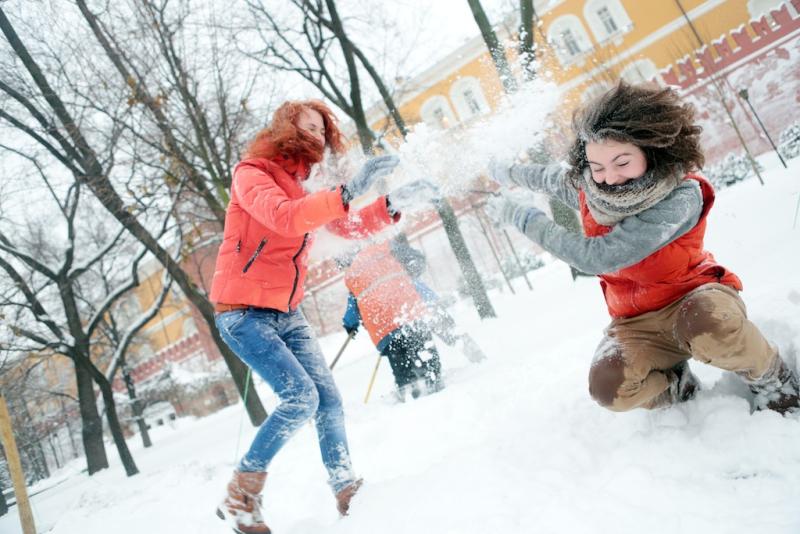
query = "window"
xmin=562 ymin=29 xmax=581 ymax=55
xmin=584 ymin=0 xmax=632 ymax=43
xmin=619 ymin=59 xmax=659 ymax=85
xmin=582 ymin=82 xmax=612 ymax=104
xmin=464 ymin=89 xmax=482 ymax=114
xmin=547 ymin=15 xmax=592 ymax=66
xmin=597 ymin=6 xmax=618 ymax=34
xmin=450 ymin=77 xmax=490 ymax=122
xmin=420 ymin=96 xmax=457 ymax=129
xmin=432 ymin=107 xmax=446 ymax=126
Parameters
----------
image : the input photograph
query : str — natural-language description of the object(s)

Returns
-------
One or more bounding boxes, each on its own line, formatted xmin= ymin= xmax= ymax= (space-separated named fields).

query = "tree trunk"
xmin=73 ymin=358 xmax=108 ymax=475
xmin=518 ymin=0 xmax=536 ymax=81
xmin=436 ymin=201 xmax=496 ymax=318
xmin=0 ymin=478 xmax=7 ymax=516
xmin=47 ymin=433 xmax=61 ymax=469
xmin=123 ymin=367 xmax=152 ymax=448
xmin=60 ymin=396 xmax=79 ymax=460
xmin=88 ymin=360 xmax=139 ymax=477
xmin=324 ymin=0 xmax=376 ymax=152
xmin=466 ymin=0 xmax=518 ymax=93
xmin=350 ymin=44 xmax=408 ymax=137
xmin=0 ymin=8 xmax=267 ymax=427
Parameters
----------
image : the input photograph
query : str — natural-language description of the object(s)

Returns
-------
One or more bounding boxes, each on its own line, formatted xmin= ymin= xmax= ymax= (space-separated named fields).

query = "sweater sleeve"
xmin=234 ymin=161 xmax=347 ymax=237
xmin=325 ymin=195 xmax=399 ymax=239
xmin=509 ymin=180 xmax=703 ymax=274
xmin=509 ymin=163 xmax=579 ymax=209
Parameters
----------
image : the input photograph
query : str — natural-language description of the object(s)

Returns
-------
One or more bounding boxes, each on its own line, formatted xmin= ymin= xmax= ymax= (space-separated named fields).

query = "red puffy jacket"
xmin=210 ymin=156 xmax=398 ymax=311
xmin=580 ymin=174 xmax=742 ymax=318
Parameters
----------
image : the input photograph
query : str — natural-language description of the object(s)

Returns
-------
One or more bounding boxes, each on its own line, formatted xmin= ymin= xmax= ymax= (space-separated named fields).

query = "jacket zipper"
xmin=242 ymin=238 xmax=267 ymax=273
xmin=287 ymin=234 xmax=309 ymax=308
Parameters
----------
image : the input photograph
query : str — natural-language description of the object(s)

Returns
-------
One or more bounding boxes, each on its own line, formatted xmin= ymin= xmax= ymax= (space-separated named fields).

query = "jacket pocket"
xmin=242 ymin=238 xmax=267 ymax=273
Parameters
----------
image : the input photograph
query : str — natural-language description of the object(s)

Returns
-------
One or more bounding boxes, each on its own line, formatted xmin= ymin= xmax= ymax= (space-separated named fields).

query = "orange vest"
xmin=344 ymin=242 xmax=430 ymax=346
xmin=210 ymin=157 xmax=396 ymax=311
xmin=579 ymin=174 xmax=742 ymax=318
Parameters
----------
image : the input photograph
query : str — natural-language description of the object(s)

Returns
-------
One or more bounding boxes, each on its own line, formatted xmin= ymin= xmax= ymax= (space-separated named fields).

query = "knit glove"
xmin=487 ymin=158 xmax=515 ymax=188
xmin=343 ymin=155 xmax=400 ymax=201
xmin=484 ymin=193 xmax=546 ymax=231
xmin=386 ymin=179 xmax=440 ymax=212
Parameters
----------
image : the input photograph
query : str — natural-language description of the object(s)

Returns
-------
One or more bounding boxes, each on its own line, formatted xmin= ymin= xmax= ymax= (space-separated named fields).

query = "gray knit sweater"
xmin=503 ymin=163 xmax=703 ymax=275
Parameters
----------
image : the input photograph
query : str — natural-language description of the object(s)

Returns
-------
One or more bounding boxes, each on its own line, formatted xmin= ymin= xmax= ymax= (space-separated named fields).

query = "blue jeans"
xmin=215 ymin=308 xmax=357 ymax=493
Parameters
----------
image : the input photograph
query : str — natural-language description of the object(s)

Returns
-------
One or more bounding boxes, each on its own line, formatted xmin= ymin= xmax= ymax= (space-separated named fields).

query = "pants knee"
xmin=676 ymin=290 xmax=745 ymax=359
xmin=280 ymin=381 xmax=320 ymax=421
xmin=317 ymin=388 xmax=343 ymax=416
xmin=588 ymin=352 xmax=626 ymax=409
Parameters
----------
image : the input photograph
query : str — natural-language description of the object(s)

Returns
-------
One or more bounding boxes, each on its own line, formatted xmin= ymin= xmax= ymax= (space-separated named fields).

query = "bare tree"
xmin=0 ymin=3 xmax=268 ymax=425
xmin=0 ymin=165 xmax=156 ymax=474
xmin=518 ymin=0 xmax=536 ymax=81
xmin=466 ymin=0 xmax=588 ymax=279
xmin=467 ymin=0 xmax=518 ymax=93
xmin=100 ymin=268 xmax=174 ymax=449
xmin=244 ymin=0 xmax=497 ymax=317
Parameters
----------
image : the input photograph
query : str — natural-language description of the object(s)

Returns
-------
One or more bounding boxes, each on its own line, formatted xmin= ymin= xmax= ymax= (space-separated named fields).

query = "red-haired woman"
xmin=211 ymin=100 xmax=405 ymax=533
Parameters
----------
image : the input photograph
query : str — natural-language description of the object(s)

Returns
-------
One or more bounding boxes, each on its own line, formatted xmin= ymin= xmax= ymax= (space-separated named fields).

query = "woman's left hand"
xmin=487 ymin=158 xmax=515 ymax=187
xmin=484 ymin=193 xmax=545 ymax=228
xmin=346 ymin=155 xmax=400 ymax=198
xmin=387 ymin=179 xmax=440 ymax=212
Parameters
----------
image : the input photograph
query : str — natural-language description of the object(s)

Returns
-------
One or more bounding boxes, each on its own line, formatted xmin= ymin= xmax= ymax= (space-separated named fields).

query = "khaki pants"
xmin=588 ymin=283 xmax=776 ymax=411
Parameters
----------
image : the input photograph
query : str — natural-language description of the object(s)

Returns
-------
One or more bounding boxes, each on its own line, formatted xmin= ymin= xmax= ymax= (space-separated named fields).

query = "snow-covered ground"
xmin=2 ymin=156 xmax=799 ymax=534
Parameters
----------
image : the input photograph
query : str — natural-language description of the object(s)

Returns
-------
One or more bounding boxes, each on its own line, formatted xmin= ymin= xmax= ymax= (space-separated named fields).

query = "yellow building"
xmin=368 ymin=0 xmax=796 ymax=143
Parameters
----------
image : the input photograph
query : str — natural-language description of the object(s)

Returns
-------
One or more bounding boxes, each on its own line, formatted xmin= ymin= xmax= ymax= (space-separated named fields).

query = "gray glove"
xmin=487 ymin=158 xmax=515 ymax=187
xmin=484 ymin=192 xmax=545 ymax=230
xmin=345 ymin=155 xmax=400 ymax=199
xmin=386 ymin=179 xmax=440 ymax=212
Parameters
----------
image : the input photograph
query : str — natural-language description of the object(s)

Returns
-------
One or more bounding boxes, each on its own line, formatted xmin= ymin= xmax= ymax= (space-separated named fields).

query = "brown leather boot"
xmin=335 ymin=478 xmax=363 ymax=516
xmin=215 ymin=470 xmax=271 ymax=534
xmin=744 ymin=354 xmax=800 ymax=415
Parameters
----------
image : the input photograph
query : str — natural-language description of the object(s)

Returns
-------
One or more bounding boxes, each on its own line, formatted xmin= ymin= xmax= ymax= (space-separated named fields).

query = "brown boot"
xmin=744 ymin=355 xmax=800 ymax=415
xmin=335 ymin=478 xmax=363 ymax=516
xmin=216 ymin=470 xmax=271 ymax=534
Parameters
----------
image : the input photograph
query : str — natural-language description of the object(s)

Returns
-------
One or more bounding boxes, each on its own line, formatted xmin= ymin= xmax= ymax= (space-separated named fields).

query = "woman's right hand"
xmin=345 ymin=155 xmax=400 ymax=199
xmin=487 ymin=158 xmax=515 ymax=187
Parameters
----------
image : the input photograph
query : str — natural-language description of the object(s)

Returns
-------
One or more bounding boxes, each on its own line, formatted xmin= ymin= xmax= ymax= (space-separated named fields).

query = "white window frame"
xmin=449 ymin=77 xmax=490 ymax=122
xmin=547 ymin=15 xmax=593 ymax=66
xmin=583 ymin=0 xmax=633 ymax=44
xmin=582 ymin=81 xmax=612 ymax=104
xmin=619 ymin=58 xmax=659 ymax=85
xmin=420 ymin=96 xmax=458 ymax=129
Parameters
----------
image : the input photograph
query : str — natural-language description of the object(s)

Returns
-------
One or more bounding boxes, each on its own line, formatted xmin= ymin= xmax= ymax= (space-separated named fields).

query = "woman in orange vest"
xmin=486 ymin=81 xmax=798 ymax=415
xmin=211 ymin=99 xmax=408 ymax=533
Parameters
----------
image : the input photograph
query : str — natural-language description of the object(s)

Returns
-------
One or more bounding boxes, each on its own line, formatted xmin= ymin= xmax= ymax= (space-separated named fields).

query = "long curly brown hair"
xmin=245 ymin=99 xmax=347 ymax=163
xmin=565 ymin=81 xmax=704 ymax=187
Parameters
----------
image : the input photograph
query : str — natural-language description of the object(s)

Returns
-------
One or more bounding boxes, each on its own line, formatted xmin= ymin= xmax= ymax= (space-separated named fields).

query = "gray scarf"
xmin=581 ymin=166 xmax=684 ymax=226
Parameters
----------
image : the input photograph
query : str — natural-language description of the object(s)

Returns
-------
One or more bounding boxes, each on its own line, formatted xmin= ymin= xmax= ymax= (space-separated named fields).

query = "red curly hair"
xmin=244 ymin=100 xmax=347 ymax=163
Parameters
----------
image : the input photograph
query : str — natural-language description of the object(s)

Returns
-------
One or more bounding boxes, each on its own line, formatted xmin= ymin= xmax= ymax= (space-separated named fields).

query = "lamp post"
xmin=738 ymin=88 xmax=788 ymax=169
